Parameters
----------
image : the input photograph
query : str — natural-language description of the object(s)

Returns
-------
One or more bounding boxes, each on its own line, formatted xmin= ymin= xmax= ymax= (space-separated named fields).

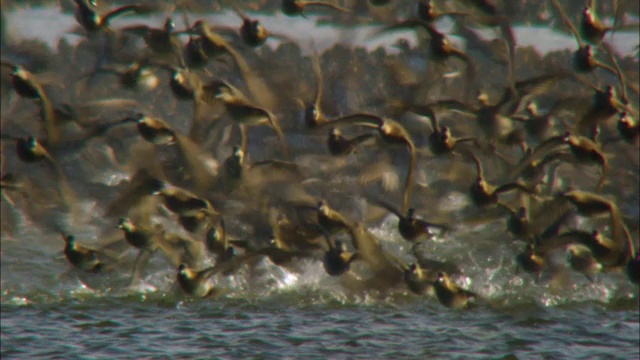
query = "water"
xmin=4 ymin=185 xmax=638 ymax=359
xmin=2 ymin=296 xmax=638 ymax=359
xmin=5 ymin=7 xmax=640 ymax=56
xmin=2 ymin=2 xmax=640 ymax=359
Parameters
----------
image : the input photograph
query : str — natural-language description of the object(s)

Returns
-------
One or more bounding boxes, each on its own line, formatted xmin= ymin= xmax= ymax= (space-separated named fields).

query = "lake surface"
xmin=2 ymin=227 xmax=639 ymax=359
xmin=1 ymin=2 xmax=639 ymax=359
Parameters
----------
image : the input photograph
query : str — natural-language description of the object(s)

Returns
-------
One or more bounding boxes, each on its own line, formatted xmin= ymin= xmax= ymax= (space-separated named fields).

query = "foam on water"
xmin=2 ymin=215 xmax=637 ymax=310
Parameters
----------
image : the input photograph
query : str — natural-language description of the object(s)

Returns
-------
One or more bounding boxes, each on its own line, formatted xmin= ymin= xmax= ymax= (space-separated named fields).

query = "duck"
xmin=433 ymin=272 xmax=476 ymax=309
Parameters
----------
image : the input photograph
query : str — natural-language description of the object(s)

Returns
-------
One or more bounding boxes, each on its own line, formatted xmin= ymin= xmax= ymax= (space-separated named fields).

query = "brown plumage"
xmin=322 ymin=239 xmax=359 ymax=276
xmin=557 ymin=190 xmax=634 ymax=259
xmin=156 ymin=183 xmax=217 ymax=218
xmin=281 ymin=0 xmax=351 ymax=17
xmin=90 ymin=59 xmax=159 ymax=92
xmin=228 ymin=3 xmax=278 ymax=47
xmin=376 ymin=21 xmax=476 ymax=100
xmin=121 ymin=18 xmax=182 ymax=57
xmin=314 ymin=200 xmax=355 ymax=237
xmin=62 ymin=233 xmax=106 ymax=273
xmin=73 ymin=0 xmax=153 ymax=33
xmin=212 ymin=80 xmax=289 ymax=157
xmin=566 ymin=244 xmax=602 ymax=282
xmin=509 ymin=132 xmax=607 ymax=192
xmin=550 ymin=0 xmax=620 ymax=76
xmin=1 ymin=136 xmax=77 ymax=212
xmin=466 ymin=151 xmax=535 ymax=208
xmin=429 ymin=72 xmax=571 ymax=143
xmin=299 ymin=50 xmax=333 ymax=129
xmin=580 ymin=6 xmax=612 ymax=45
xmin=541 ymin=229 xmax=627 ymax=269
xmin=496 ymin=200 xmax=573 ymax=242
xmin=184 ymin=20 xmax=277 ymax=109
xmin=326 ymin=128 xmax=375 ymax=156
xmin=1 ymin=63 xmax=59 ymax=144
xmin=627 ymin=252 xmax=639 ymax=284
xmin=372 ymin=198 xmax=449 ymax=243
xmin=123 ymin=113 xmax=214 ymax=193
xmin=515 ymin=241 xmax=547 ymax=281
xmin=324 ymin=113 xmax=416 ymax=212
xmin=403 ymin=263 xmax=433 ymax=295
xmin=574 ymin=81 xmax=635 ymax=134
xmin=455 ymin=0 xmax=516 ymax=90
xmin=177 ymin=256 xmax=255 ymax=297
xmin=417 ymin=0 xmax=468 ymax=23
xmin=616 ymin=113 xmax=640 ymax=146
xmin=433 ymin=272 xmax=476 ymax=309
xmin=410 ymin=105 xmax=477 ymax=156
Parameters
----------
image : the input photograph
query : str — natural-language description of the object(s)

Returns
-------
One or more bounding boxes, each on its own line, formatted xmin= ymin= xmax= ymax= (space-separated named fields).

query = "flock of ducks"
xmin=1 ymin=0 xmax=639 ymax=309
